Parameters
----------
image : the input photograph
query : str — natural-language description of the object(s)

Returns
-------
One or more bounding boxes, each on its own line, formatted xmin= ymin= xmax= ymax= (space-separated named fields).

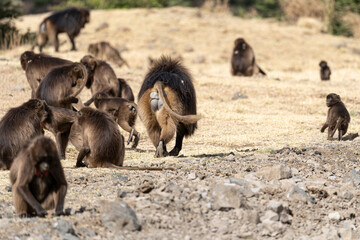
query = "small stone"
xmin=95 ymin=22 xmax=109 ymax=32
xmin=232 ymin=92 xmax=248 ymax=100
xmin=280 ymin=212 xmax=292 ymax=224
xmin=341 ymin=191 xmax=353 ymax=200
xmin=100 ymin=200 xmax=141 ymax=231
xmin=343 ymin=169 xmax=360 ymax=186
xmin=12 ymin=86 xmax=25 ymax=91
xmin=211 ymin=184 xmax=247 ymax=211
xmin=52 ymin=219 xmax=75 ymax=235
xmin=328 ymin=212 xmax=341 ymax=221
xmin=229 ymin=178 xmax=248 ymax=187
xmin=184 ymin=45 xmax=194 ymax=52
xmin=117 ymin=190 xmax=127 ymax=198
xmin=333 ymin=41 xmax=347 ymax=48
xmin=328 ymin=175 xmax=336 ymax=180
xmin=286 ymin=185 xmax=316 ymax=204
xmin=5 ymin=186 xmax=11 ymax=192
xmin=261 ymin=210 xmax=279 ymax=222
xmin=267 ymin=200 xmax=284 ymax=214
xmin=193 ymin=56 xmax=205 ymax=64
xmin=114 ymin=174 xmax=129 ymax=181
xmin=138 ymin=180 xmax=154 ymax=193
xmin=225 ymin=154 xmax=236 ymax=161
xmin=188 ymin=172 xmax=196 ymax=180
xmin=261 ymin=219 xmax=285 ymax=236
xmin=78 ymin=228 xmax=96 ymax=237
xmin=256 ymin=165 xmax=292 ymax=180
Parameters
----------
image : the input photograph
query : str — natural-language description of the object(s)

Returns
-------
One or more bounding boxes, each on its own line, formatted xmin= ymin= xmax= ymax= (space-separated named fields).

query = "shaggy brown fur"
xmin=80 ymin=55 xmax=122 ymax=105
xmin=231 ymin=38 xmax=266 ymax=77
xmin=10 ymin=136 xmax=67 ymax=217
xmin=36 ymin=63 xmax=87 ymax=109
xmin=0 ymin=99 xmax=48 ymax=170
xmin=42 ymin=106 xmax=77 ymax=160
xmin=74 ymin=107 xmax=169 ymax=170
xmin=321 ymin=93 xmax=350 ymax=140
xmin=33 ymin=7 xmax=90 ymax=52
xmin=20 ymin=51 xmax=72 ymax=98
xmin=93 ymin=92 xmax=139 ymax=148
xmin=319 ymin=60 xmax=331 ymax=81
xmin=88 ymin=42 xmax=129 ymax=68
xmin=138 ymin=56 xmax=201 ymax=157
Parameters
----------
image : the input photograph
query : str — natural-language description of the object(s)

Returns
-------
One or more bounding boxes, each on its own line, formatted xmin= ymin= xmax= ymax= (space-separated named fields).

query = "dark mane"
xmin=138 ymin=56 xmax=197 ymax=115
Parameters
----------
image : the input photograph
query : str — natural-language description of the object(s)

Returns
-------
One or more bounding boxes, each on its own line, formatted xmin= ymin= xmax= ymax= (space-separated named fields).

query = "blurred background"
xmin=1 ymin=0 xmax=360 ymax=50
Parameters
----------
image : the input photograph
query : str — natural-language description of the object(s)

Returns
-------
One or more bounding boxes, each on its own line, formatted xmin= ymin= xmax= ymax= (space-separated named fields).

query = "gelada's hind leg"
xmin=338 ymin=129 xmax=343 ymax=141
xmin=169 ymin=130 xmax=184 ymax=156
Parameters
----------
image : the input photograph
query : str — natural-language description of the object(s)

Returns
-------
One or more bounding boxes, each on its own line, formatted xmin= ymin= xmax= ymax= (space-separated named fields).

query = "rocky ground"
xmin=0 ymin=6 xmax=360 ymax=240
xmin=0 ymin=140 xmax=359 ymax=239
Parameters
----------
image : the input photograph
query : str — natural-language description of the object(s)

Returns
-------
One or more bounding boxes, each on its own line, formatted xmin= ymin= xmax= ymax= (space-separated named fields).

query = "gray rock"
xmin=343 ymin=169 xmax=360 ymax=186
xmin=334 ymin=41 xmax=347 ymax=48
xmin=230 ymin=178 xmax=248 ymax=187
xmin=232 ymin=92 xmax=248 ymax=100
xmin=12 ymin=86 xmax=25 ymax=91
xmin=161 ymin=182 xmax=182 ymax=195
xmin=138 ymin=180 xmax=154 ymax=193
xmin=280 ymin=212 xmax=292 ymax=224
xmin=52 ymin=219 xmax=75 ymax=235
xmin=286 ymin=185 xmax=316 ymax=204
xmin=100 ymin=200 xmax=141 ymax=231
xmin=211 ymin=184 xmax=247 ymax=211
xmin=230 ymin=178 xmax=256 ymax=198
xmin=256 ymin=165 xmax=292 ymax=180
xmin=261 ymin=219 xmax=285 ymax=237
xmin=117 ymin=189 xmax=127 ymax=198
xmin=95 ymin=22 xmax=109 ymax=32
xmin=193 ymin=56 xmax=205 ymax=64
xmin=184 ymin=45 xmax=194 ymax=52
xmin=113 ymin=174 xmax=129 ymax=182
xmin=5 ymin=186 xmax=11 ymax=192
xmin=188 ymin=172 xmax=197 ymax=180
xmin=225 ymin=153 xmax=236 ymax=161
xmin=62 ymin=234 xmax=79 ymax=240
xmin=328 ymin=212 xmax=341 ymax=221
xmin=78 ymin=228 xmax=96 ymax=238
xmin=267 ymin=200 xmax=284 ymax=214
xmin=341 ymin=191 xmax=354 ymax=200
xmin=261 ymin=210 xmax=279 ymax=222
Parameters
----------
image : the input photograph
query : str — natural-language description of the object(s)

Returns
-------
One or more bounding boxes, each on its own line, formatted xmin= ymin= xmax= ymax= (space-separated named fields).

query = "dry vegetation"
xmin=0 ymin=7 xmax=359 ymax=239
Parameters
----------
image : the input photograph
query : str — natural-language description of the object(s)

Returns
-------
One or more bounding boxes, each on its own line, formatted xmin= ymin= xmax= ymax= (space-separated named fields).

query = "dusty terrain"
xmin=0 ymin=7 xmax=359 ymax=239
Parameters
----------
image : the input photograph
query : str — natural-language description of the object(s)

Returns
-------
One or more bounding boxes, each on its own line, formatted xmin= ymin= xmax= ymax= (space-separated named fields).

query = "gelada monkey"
xmin=20 ymin=51 xmax=72 ymax=98
xmin=138 ymin=56 xmax=201 ymax=158
xmin=319 ymin=60 xmax=331 ymax=81
xmin=80 ymin=55 xmax=119 ymax=103
xmin=321 ymin=93 xmax=350 ymax=140
xmin=42 ymin=106 xmax=77 ymax=160
xmin=36 ymin=63 xmax=87 ymax=109
xmin=10 ymin=136 xmax=67 ymax=218
xmin=93 ymin=92 xmax=140 ymax=148
xmin=74 ymin=107 xmax=171 ymax=171
xmin=88 ymin=42 xmax=129 ymax=68
xmin=231 ymin=38 xmax=266 ymax=77
xmin=80 ymin=55 xmax=134 ymax=105
xmin=33 ymin=7 xmax=90 ymax=52
xmin=0 ymin=99 xmax=48 ymax=170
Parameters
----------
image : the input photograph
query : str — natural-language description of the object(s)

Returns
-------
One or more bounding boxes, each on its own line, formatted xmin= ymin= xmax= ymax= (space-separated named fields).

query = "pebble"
xmin=328 ymin=212 xmax=341 ymax=221
xmin=188 ymin=172 xmax=197 ymax=180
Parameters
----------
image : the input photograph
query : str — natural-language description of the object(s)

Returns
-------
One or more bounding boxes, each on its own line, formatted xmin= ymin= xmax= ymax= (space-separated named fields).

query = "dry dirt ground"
xmin=0 ymin=7 xmax=360 ymax=239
